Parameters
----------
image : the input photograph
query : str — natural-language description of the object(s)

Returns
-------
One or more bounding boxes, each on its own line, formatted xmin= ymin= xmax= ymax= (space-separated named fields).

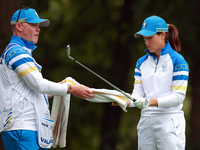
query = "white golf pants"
xmin=137 ymin=113 xmax=185 ymax=150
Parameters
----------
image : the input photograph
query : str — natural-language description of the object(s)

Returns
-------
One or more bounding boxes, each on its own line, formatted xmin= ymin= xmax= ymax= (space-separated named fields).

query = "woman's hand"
xmin=111 ymin=99 xmax=131 ymax=106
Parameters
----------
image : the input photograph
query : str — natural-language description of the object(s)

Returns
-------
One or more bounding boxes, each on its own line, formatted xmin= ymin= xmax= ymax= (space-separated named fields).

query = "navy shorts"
xmin=1 ymin=130 xmax=48 ymax=150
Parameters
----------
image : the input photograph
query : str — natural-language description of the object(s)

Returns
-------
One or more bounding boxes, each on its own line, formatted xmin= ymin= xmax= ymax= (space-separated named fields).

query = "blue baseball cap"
xmin=11 ymin=8 xmax=50 ymax=27
xmin=134 ymin=15 xmax=168 ymax=38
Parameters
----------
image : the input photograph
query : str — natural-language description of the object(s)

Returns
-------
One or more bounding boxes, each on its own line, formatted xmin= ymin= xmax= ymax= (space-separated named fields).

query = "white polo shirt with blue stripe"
xmin=0 ymin=35 xmax=68 ymax=132
xmin=131 ymin=42 xmax=189 ymax=116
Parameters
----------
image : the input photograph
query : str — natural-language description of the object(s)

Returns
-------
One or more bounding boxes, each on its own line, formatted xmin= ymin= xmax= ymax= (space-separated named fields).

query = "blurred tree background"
xmin=0 ymin=0 xmax=199 ymax=149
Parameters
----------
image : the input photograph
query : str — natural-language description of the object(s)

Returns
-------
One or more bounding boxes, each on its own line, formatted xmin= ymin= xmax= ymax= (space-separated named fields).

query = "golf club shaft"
xmin=68 ymin=55 xmax=135 ymax=102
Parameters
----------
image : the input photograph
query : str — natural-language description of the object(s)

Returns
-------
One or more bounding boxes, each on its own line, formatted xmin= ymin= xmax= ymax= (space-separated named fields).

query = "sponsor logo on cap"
xmin=143 ymin=20 xmax=147 ymax=28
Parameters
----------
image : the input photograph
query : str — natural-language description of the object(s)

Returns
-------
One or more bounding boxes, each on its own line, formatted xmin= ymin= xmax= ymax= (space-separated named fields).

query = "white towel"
xmin=86 ymin=88 xmax=129 ymax=112
xmin=50 ymin=94 xmax=70 ymax=148
xmin=50 ymin=77 xmax=130 ymax=148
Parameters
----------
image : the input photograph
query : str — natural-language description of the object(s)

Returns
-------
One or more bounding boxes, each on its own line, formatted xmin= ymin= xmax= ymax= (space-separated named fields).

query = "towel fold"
xmin=50 ymin=77 xmax=131 ymax=148
xmin=50 ymin=94 xmax=70 ymax=148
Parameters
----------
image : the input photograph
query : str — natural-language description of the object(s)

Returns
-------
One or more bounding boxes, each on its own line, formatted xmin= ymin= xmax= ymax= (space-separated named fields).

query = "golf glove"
xmin=134 ymin=98 xmax=150 ymax=109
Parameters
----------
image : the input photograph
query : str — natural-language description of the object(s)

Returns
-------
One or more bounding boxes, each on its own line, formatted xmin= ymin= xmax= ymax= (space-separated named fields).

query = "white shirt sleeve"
xmin=157 ymin=92 xmax=185 ymax=108
xmin=7 ymin=49 xmax=68 ymax=96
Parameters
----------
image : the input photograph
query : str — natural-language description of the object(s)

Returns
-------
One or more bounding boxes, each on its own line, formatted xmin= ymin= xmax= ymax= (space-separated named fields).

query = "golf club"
xmin=66 ymin=45 xmax=136 ymax=102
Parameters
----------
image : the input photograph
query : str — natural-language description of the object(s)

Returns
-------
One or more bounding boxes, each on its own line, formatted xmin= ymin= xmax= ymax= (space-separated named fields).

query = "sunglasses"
xmin=16 ymin=6 xmax=29 ymax=23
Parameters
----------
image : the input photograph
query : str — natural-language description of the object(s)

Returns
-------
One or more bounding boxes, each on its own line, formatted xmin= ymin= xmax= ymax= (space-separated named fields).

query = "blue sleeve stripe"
xmin=173 ymin=75 xmax=188 ymax=81
xmin=5 ymin=49 xmax=30 ymax=65
xmin=135 ymin=72 xmax=141 ymax=76
xmin=11 ymin=57 xmax=34 ymax=70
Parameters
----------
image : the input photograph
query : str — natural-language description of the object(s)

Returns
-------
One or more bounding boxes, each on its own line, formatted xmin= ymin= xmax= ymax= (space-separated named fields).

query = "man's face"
xmin=20 ymin=23 xmax=40 ymax=44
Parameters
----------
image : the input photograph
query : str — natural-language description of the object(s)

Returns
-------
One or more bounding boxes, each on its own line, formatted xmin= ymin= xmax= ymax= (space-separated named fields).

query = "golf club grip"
xmin=68 ymin=56 xmax=135 ymax=102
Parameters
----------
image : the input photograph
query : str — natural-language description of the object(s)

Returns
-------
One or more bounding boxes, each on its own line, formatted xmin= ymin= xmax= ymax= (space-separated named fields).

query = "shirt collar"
xmin=145 ymin=42 xmax=173 ymax=59
xmin=9 ymin=35 xmax=37 ymax=53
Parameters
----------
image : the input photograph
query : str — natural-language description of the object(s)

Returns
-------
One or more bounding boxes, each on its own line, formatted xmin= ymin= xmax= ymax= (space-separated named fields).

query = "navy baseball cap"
xmin=134 ymin=15 xmax=168 ymax=38
xmin=11 ymin=7 xmax=50 ymax=27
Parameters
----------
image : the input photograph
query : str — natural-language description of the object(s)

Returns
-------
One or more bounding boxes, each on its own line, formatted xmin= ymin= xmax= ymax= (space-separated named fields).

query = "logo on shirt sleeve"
xmin=174 ymin=64 xmax=189 ymax=71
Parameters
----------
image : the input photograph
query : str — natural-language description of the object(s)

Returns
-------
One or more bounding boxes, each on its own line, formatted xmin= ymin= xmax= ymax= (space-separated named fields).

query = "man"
xmin=0 ymin=6 xmax=94 ymax=150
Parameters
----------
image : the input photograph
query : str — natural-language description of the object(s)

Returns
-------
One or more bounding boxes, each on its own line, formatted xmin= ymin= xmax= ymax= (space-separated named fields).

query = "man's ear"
xmin=15 ymin=22 xmax=23 ymax=32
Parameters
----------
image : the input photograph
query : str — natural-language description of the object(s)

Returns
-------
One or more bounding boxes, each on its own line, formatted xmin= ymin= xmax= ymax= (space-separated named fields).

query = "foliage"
xmin=23 ymin=0 xmax=140 ymax=149
xmin=20 ymin=0 xmax=197 ymax=149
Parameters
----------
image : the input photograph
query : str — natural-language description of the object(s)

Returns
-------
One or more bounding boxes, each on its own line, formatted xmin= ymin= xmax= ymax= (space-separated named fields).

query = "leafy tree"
xmin=1 ymin=0 xmax=200 ymax=150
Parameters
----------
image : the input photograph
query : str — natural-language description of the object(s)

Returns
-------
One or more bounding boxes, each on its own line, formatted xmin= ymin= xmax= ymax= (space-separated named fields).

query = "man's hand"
xmin=134 ymin=98 xmax=150 ymax=109
xmin=70 ymin=84 xmax=94 ymax=99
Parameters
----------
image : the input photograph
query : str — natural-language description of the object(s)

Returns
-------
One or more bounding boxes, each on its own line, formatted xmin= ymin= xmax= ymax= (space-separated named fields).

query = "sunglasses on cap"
xmin=16 ymin=6 xmax=29 ymax=23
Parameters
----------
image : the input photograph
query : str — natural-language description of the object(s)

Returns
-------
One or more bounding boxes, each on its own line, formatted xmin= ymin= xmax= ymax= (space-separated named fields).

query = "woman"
xmin=114 ymin=15 xmax=189 ymax=150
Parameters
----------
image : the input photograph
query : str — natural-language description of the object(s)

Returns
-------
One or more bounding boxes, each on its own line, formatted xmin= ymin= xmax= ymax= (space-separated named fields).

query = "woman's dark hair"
xmin=157 ymin=24 xmax=181 ymax=52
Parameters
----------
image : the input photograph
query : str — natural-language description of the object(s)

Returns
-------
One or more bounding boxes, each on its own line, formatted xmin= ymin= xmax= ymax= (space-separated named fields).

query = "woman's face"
xmin=143 ymin=32 xmax=166 ymax=58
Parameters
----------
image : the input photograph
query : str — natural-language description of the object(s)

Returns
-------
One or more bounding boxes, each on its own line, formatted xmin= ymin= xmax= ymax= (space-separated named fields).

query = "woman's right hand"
xmin=111 ymin=100 xmax=131 ymax=107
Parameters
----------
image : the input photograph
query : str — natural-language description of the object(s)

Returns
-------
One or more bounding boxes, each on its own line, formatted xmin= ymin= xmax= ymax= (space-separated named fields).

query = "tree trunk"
xmin=188 ymin=1 xmax=200 ymax=150
xmin=0 ymin=1 xmax=22 ymax=149
xmin=189 ymin=62 xmax=200 ymax=150
xmin=99 ymin=0 xmax=138 ymax=149
xmin=0 ymin=0 xmax=22 ymax=52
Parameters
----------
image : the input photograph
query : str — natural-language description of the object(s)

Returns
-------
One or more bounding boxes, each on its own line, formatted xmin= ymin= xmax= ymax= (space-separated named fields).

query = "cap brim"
xmin=40 ymin=20 xmax=50 ymax=27
xmin=134 ymin=30 xmax=156 ymax=38
xmin=28 ymin=19 xmax=50 ymax=27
